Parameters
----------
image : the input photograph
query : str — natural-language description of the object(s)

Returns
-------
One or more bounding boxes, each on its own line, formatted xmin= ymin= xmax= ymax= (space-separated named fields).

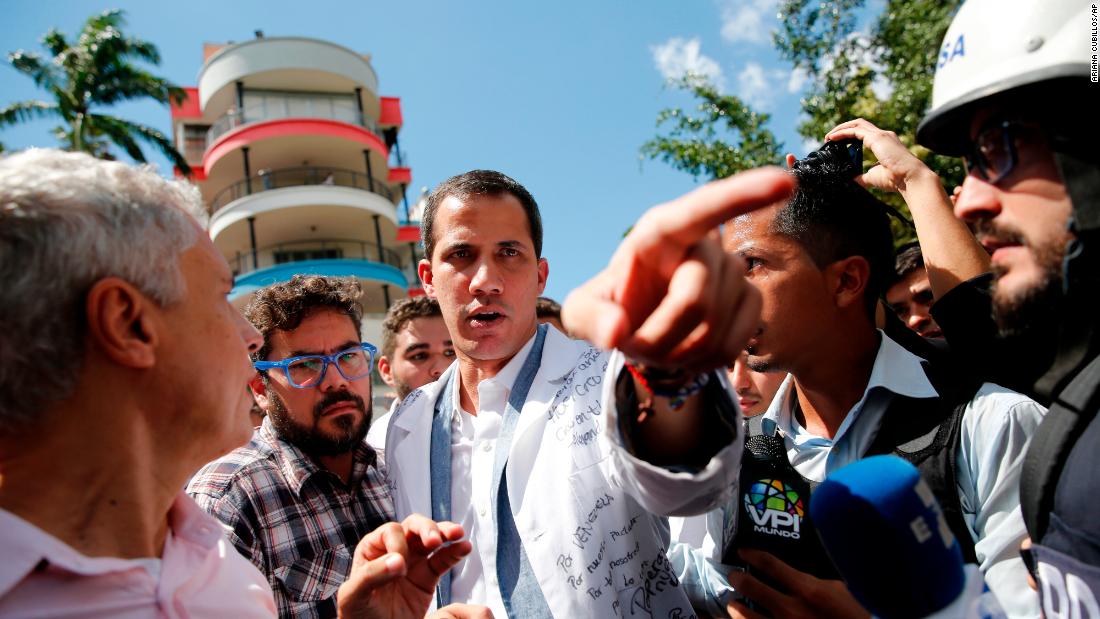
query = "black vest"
xmin=722 ymin=365 xmax=981 ymax=579
xmin=1020 ymin=355 xmax=1100 ymax=617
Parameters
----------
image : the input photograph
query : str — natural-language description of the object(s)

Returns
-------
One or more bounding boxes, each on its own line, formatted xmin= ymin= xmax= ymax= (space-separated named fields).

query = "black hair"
xmin=891 ymin=242 xmax=925 ymax=286
xmin=421 ymin=170 xmax=543 ymax=261
xmin=777 ymin=148 xmax=896 ymax=317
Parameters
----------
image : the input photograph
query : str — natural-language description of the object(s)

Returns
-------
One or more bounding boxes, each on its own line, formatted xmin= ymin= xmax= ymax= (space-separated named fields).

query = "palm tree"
xmin=0 ymin=9 xmax=190 ymax=174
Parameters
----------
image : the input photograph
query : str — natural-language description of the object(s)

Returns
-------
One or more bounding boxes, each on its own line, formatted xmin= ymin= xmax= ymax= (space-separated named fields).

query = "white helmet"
xmin=916 ymin=0 xmax=1093 ymax=155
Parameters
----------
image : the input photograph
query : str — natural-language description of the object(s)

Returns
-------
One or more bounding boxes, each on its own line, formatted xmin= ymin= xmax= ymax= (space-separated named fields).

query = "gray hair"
xmin=0 ymin=149 xmax=207 ymax=433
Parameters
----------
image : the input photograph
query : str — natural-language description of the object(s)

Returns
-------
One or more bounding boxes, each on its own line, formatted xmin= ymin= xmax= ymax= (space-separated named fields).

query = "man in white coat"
xmin=384 ymin=168 xmax=795 ymax=618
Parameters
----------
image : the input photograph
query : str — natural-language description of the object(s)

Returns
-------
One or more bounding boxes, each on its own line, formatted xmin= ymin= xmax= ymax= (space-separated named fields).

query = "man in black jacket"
xmin=911 ymin=0 xmax=1100 ymax=616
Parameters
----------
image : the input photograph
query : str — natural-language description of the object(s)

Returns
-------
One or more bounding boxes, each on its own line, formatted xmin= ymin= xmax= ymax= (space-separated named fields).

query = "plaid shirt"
xmin=188 ymin=417 xmax=394 ymax=619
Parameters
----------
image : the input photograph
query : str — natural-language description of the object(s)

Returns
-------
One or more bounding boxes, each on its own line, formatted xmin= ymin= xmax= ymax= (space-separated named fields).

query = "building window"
xmin=273 ymin=248 xmax=344 ymax=264
xmin=181 ymin=124 xmax=210 ymax=162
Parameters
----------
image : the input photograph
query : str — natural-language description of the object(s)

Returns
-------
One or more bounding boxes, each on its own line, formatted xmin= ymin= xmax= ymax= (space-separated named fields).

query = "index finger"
xmin=825 ymin=118 xmax=877 ymax=139
xmin=629 ymin=167 xmax=794 ymax=252
xmin=824 ymin=126 xmax=870 ymax=144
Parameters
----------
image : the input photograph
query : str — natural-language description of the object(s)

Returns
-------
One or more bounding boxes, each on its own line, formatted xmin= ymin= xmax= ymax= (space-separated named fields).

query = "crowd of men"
xmin=1 ymin=0 xmax=1097 ymax=617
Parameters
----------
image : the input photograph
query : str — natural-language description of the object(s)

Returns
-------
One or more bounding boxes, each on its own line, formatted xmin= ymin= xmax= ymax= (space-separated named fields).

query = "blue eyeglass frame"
xmin=254 ymin=342 xmax=378 ymax=389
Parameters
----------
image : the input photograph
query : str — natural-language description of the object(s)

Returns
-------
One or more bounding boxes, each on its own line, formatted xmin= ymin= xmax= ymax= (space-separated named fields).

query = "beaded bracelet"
xmin=624 ymin=363 xmax=711 ymax=423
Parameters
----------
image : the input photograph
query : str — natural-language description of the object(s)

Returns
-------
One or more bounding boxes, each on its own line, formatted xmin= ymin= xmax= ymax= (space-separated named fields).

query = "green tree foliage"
xmin=643 ymin=1 xmax=964 ymax=243
xmin=641 ymin=76 xmax=782 ymax=181
xmin=0 ymin=10 xmax=190 ymax=173
xmin=774 ymin=0 xmax=964 ymax=243
xmin=776 ymin=0 xmax=963 ymax=187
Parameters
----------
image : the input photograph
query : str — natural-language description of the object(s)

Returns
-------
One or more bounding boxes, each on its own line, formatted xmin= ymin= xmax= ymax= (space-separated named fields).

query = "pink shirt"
xmin=0 ymin=492 xmax=276 ymax=618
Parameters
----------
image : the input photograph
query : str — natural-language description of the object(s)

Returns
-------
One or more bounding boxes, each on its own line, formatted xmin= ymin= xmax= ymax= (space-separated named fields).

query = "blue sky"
xmin=2 ymin=0 xmax=866 ymax=301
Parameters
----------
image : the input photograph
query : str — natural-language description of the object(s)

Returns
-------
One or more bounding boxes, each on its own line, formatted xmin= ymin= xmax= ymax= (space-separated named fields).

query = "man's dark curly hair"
xmin=779 ymin=148 xmax=896 ymax=317
xmin=245 ymin=274 xmax=364 ymax=362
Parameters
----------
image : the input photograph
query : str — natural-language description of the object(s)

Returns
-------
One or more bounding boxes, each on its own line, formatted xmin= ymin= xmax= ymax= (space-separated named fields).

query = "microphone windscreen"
xmin=810 ymin=455 xmax=967 ymax=619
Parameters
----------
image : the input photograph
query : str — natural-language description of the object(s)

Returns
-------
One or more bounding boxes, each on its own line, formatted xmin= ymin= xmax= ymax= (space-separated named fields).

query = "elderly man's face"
xmin=419 ymin=193 xmax=548 ymax=364
xmin=159 ymin=233 xmax=262 ymax=459
xmin=953 ymin=112 xmax=1074 ymax=333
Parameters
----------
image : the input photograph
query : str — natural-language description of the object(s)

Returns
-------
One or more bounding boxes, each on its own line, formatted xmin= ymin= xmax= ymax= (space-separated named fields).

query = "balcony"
xmin=209 ymin=166 xmax=396 ymax=213
xmin=198 ymin=37 xmax=379 ymax=113
xmin=207 ymin=90 xmax=377 ymax=147
xmin=229 ymin=258 xmax=408 ymax=311
xmin=229 ymin=238 xmax=407 ymax=277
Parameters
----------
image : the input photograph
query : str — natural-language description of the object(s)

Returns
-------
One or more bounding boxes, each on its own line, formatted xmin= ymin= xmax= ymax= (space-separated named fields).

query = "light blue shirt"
xmin=671 ymin=332 xmax=1045 ymax=618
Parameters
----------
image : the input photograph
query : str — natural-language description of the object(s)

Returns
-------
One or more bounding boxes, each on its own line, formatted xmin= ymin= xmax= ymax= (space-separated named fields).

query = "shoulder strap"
xmin=869 ymin=366 xmax=982 ymax=564
xmin=1021 ymin=354 xmax=1100 ymax=540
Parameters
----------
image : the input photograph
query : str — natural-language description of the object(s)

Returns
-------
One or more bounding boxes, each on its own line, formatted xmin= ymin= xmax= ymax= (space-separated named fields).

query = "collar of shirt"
xmin=259 ymin=416 xmax=379 ymax=496
xmin=449 ymin=329 xmax=540 ymax=424
xmin=0 ymin=492 xmax=225 ymax=599
xmin=762 ymin=331 xmax=940 ymax=476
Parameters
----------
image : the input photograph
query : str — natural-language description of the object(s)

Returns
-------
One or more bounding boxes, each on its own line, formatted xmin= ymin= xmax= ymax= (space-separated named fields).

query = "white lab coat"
xmin=384 ymin=327 xmax=743 ymax=618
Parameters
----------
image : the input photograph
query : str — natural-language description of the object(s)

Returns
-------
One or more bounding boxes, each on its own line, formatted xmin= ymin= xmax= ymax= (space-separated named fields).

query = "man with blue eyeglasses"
xmin=188 ymin=275 xmax=486 ymax=619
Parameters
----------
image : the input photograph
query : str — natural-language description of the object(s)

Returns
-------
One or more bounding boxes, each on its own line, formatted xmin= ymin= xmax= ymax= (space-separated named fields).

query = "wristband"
xmin=624 ymin=362 xmax=711 ymax=422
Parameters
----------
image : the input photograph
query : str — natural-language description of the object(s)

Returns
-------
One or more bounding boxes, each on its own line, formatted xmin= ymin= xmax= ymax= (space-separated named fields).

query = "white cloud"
xmin=737 ymin=62 xmax=770 ymax=105
xmin=650 ymin=37 xmax=726 ymax=89
xmin=870 ymin=73 xmax=893 ymax=100
xmin=820 ymin=31 xmax=895 ymax=100
xmin=787 ymin=67 xmax=809 ymax=94
xmin=719 ymin=0 xmax=778 ymax=46
xmin=801 ymin=136 xmax=822 ymax=156
xmin=735 ymin=61 xmax=792 ymax=108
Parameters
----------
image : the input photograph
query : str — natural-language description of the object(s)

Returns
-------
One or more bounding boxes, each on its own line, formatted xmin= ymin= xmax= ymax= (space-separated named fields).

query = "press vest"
xmin=723 ymin=365 xmax=981 ymax=578
xmin=1021 ymin=355 xmax=1100 ymax=618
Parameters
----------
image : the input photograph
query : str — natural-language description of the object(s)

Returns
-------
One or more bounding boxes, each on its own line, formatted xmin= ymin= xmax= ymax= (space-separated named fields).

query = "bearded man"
xmin=188 ymin=275 xmax=395 ymax=618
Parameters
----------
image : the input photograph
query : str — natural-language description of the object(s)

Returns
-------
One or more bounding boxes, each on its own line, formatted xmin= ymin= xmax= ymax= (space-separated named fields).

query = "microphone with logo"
xmin=810 ymin=455 xmax=1005 ymax=619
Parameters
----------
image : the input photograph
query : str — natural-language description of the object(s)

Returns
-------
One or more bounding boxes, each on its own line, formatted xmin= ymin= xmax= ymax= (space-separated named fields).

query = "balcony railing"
xmin=230 ymin=238 xmax=406 ymax=277
xmin=389 ymin=147 xmax=410 ymax=169
xmin=209 ymin=166 xmax=397 ymax=213
xmin=206 ymin=90 xmax=378 ymax=146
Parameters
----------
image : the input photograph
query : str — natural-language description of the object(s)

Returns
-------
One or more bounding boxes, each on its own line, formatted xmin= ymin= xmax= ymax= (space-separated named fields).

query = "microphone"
xmin=810 ymin=455 xmax=1004 ymax=619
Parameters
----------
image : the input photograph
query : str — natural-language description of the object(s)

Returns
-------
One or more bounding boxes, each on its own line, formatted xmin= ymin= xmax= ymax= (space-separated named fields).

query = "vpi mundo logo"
xmin=744 ymin=479 xmax=805 ymax=539
xmin=939 ymin=33 xmax=966 ymax=68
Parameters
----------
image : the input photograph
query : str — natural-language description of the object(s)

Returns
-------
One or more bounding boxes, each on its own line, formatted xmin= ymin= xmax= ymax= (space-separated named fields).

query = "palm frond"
xmin=82 ymin=9 xmax=126 ymax=35
xmin=87 ymin=114 xmax=144 ymax=161
xmin=4 ymin=9 xmax=183 ymax=167
xmin=88 ymin=113 xmax=191 ymax=174
xmin=0 ymin=101 xmax=61 ymax=127
xmin=119 ymin=37 xmax=161 ymax=65
xmin=40 ymin=29 xmax=70 ymax=58
xmin=5 ymin=51 xmax=61 ymax=93
xmin=92 ymin=66 xmax=178 ymax=105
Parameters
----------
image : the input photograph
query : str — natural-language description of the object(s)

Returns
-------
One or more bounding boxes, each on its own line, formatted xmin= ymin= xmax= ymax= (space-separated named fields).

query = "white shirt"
xmin=384 ymin=327 xmax=744 ymax=618
xmin=447 ymin=333 xmax=536 ymax=616
xmin=737 ymin=332 xmax=1043 ymax=618
xmin=366 ymin=398 xmax=398 ymax=451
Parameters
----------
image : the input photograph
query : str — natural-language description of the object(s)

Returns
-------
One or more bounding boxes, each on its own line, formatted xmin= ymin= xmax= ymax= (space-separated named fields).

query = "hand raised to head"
xmin=825 ymin=118 xmax=936 ymax=193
